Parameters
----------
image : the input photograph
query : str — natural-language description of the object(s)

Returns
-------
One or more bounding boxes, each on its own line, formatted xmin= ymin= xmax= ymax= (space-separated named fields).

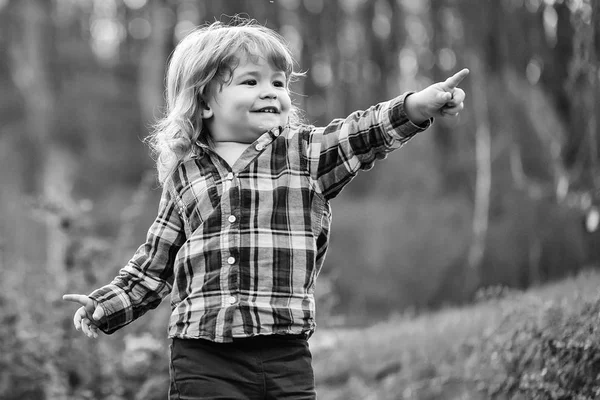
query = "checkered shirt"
xmin=89 ymin=92 xmax=431 ymax=342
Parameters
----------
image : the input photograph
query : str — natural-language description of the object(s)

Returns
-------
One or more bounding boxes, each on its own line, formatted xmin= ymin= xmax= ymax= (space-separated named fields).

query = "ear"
xmin=199 ymin=99 xmax=213 ymax=119
xmin=201 ymin=106 xmax=213 ymax=119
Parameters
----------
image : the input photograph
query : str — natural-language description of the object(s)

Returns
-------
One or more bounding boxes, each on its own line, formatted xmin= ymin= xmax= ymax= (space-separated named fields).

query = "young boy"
xmin=64 ymin=19 xmax=467 ymax=399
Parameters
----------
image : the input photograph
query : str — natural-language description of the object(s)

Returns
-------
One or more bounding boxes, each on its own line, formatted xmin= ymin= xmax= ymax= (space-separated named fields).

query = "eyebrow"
xmin=236 ymin=70 xmax=286 ymax=80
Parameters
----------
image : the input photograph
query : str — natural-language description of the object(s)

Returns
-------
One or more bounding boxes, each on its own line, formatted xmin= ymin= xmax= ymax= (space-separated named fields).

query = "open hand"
xmin=63 ymin=294 xmax=105 ymax=339
xmin=405 ymin=68 xmax=469 ymax=123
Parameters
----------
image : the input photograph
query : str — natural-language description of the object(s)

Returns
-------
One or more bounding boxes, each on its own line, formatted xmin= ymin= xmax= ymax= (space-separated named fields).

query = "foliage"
xmin=0 ymin=297 xmax=45 ymax=400
xmin=311 ymin=268 xmax=600 ymax=400
xmin=489 ymin=287 xmax=600 ymax=399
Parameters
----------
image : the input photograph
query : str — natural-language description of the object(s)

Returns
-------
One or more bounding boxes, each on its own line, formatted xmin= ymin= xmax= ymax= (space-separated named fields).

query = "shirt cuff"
xmin=88 ymin=284 xmax=133 ymax=334
xmin=387 ymin=92 xmax=433 ymax=138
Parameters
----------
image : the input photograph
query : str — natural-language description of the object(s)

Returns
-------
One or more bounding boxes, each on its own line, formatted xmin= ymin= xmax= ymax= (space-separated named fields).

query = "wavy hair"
xmin=146 ymin=17 xmax=304 ymax=185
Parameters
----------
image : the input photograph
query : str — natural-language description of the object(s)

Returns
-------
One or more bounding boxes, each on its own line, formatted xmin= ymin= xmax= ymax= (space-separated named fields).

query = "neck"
xmin=211 ymin=141 xmax=251 ymax=167
xmin=212 ymin=141 xmax=251 ymax=149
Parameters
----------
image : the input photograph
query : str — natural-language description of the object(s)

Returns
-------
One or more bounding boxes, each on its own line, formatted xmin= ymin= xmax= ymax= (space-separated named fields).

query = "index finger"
xmin=63 ymin=294 xmax=89 ymax=306
xmin=444 ymin=68 xmax=470 ymax=89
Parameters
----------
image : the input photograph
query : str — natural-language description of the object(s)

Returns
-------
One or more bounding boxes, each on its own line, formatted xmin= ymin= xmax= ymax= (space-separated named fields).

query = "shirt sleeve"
xmin=303 ymin=92 xmax=432 ymax=200
xmin=88 ymin=183 xmax=186 ymax=334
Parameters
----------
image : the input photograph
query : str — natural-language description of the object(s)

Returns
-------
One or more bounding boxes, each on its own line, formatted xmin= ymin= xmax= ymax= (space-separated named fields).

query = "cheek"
xmin=230 ymin=100 xmax=251 ymax=115
xmin=281 ymin=93 xmax=292 ymax=110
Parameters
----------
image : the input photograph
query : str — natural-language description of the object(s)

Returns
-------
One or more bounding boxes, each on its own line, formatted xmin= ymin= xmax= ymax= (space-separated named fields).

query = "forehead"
xmin=232 ymin=52 xmax=286 ymax=75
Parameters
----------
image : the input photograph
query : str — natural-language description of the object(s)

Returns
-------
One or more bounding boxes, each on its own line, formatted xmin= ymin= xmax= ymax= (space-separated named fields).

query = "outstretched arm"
xmin=62 ymin=183 xmax=186 ymax=336
xmin=404 ymin=68 xmax=470 ymax=124
xmin=303 ymin=68 xmax=469 ymax=200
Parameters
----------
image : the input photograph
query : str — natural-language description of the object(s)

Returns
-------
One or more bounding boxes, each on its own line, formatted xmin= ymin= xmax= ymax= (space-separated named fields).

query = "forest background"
xmin=0 ymin=0 xmax=599 ymax=399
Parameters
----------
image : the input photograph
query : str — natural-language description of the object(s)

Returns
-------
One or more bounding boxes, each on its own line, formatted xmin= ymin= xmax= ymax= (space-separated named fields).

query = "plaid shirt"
xmin=89 ymin=92 xmax=430 ymax=342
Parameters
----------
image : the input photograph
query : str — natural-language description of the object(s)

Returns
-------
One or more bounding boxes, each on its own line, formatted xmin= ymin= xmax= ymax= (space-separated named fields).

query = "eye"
xmin=243 ymin=79 xmax=257 ymax=86
xmin=273 ymin=80 xmax=286 ymax=88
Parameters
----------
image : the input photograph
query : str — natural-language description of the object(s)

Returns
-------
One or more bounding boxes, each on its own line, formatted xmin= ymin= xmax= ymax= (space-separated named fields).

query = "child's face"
xmin=203 ymin=53 xmax=292 ymax=144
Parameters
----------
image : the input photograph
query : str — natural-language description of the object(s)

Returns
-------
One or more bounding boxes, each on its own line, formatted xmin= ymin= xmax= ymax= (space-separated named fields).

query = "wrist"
xmin=404 ymin=92 xmax=428 ymax=125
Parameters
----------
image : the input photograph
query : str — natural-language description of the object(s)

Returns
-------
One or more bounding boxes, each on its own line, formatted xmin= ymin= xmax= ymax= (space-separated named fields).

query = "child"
xmin=64 ymin=18 xmax=468 ymax=399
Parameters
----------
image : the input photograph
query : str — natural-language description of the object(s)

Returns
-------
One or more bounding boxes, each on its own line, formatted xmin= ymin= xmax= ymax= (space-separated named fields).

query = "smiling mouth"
xmin=254 ymin=107 xmax=280 ymax=114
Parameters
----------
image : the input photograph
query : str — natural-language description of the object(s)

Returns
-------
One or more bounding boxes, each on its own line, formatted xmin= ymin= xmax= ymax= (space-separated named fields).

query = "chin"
xmin=256 ymin=123 xmax=279 ymax=132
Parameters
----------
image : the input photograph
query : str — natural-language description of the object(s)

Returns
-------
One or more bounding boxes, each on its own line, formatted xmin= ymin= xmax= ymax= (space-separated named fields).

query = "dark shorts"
xmin=169 ymin=334 xmax=316 ymax=400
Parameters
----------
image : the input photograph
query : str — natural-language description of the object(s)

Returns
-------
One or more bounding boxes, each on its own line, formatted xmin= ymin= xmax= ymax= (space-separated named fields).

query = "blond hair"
xmin=147 ymin=18 xmax=303 ymax=185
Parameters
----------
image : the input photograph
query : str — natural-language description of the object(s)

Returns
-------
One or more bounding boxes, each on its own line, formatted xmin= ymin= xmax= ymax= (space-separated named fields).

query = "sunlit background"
xmin=0 ymin=0 xmax=599 ymax=399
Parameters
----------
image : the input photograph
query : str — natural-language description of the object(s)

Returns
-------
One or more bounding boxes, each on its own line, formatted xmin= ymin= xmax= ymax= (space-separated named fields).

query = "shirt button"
xmin=226 ymin=172 xmax=234 ymax=180
xmin=228 ymin=296 xmax=237 ymax=304
xmin=227 ymin=256 xmax=235 ymax=265
xmin=255 ymin=144 xmax=264 ymax=151
xmin=228 ymin=215 xmax=236 ymax=223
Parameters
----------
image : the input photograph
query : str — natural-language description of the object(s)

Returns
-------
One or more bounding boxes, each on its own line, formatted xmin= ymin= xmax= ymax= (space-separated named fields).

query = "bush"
xmin=485 ymin=274 xmax=600 ymax=399
xmin=0 ymin=298 xmax=45 ymax=400
xmin=311 ymin=269 xmax=600 ymax=400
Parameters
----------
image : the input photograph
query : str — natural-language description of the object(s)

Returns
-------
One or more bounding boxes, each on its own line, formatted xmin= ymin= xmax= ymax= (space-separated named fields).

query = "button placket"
xmin=223 ymin=168 xmax=241 ymax=310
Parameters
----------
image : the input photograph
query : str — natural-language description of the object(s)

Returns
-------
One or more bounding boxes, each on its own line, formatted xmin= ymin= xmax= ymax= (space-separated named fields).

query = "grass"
xmin=311 ymin=268 xmax=600 ymax=400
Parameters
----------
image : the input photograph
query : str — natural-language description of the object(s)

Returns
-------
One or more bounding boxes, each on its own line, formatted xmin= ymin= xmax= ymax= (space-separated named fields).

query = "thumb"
xmin=92 ymin=305 xmax=104 ymax=321
xmin=437 ymin=92 xmax=452 ymax=103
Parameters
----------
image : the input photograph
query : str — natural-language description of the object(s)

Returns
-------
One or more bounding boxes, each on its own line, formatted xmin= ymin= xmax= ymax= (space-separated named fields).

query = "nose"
xmin=259 ymin=83 xmax=277 ymax=100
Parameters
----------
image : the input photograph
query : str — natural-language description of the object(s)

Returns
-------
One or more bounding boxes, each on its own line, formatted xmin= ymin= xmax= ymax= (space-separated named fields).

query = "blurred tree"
xmin=138 ymin=0 xmax=176 ymax=127
xmin=5 ymin=0 xmax=75 ymax=397
xmin=586 ymin=0 xmax=599 ymax=190
xmin=466 ymin=50 xmax=492 ymax=285
xmin=429 ymin=0 xmax=460 ymax=178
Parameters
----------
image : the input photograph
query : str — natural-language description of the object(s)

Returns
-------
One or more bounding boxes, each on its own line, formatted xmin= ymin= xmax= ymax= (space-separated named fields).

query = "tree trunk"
xmin=590 ymin=0 xmax=599 ymax=189
xmin=138 ymin=0 xmax=175 ymax=127
xmin=429 ymin=0 xmax=461 ymax=188
xmin=466 ymin=52 xmax=491 ymax=284
xmin=8 ymin=0 xmax=74 ymax=397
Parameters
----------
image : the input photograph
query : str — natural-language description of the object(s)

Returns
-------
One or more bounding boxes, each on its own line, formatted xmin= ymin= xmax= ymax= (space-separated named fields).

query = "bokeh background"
xmin=0 ymin=0 xmax=599 ymax=399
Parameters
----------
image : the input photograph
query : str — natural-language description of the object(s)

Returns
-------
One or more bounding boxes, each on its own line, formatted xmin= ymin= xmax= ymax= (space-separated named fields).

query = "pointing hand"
xmin=405 ymin=68 xmax=470 ymax=123
xmin=63 ymin=294 xmax=104 ymax=339
xmin=435 ymin=68 xmax=469 ymax=117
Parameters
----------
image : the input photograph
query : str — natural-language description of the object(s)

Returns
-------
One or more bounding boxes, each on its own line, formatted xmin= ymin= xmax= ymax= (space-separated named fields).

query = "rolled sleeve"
xmin=386 ymin=92 xmax=433 ymax=139
xmin=88 ymin=284 xmax=133 ymax=334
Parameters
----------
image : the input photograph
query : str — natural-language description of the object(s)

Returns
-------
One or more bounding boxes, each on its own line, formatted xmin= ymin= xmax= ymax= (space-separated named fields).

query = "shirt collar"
xmin=193 ymin=125 xmax=287 ymax=159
